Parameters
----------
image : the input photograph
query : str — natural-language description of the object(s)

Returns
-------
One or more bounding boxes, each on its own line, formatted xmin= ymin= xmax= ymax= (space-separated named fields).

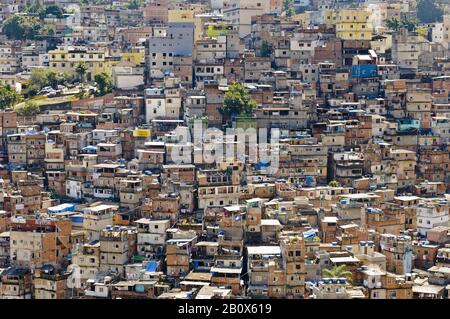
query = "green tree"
xmin=61 ymin=72 xmax=75 ymax=85
xmin=221 ymin=83 xmax=257 ymax=120
xmin=3 ymin=15 xmax=41 ymax=40
xmin=385 ymin=16 xmax=418 ymax=32
xmin=260 ymin=40 xmax=273 ymax=58
xmin=75 ymin=62 xmax=88 ymax=83
xmin=39 ymin=25 xmax=55 ymax=36
xmin=127 ymin=0 xmax=143 ymax=9
xmin=38 ymin=5 xmax=65 ymax=19
xmin=416 ymin=26 xmax=429 ymax=39
xmin=47 ymin=70 xmax=72 ymax=89
xmin=45 ymin=70 xmax=60 ymax=90
xmin=94 ymin=72 xmax=113 ymax=96
xmin=25 ymin=0 xmax=43 ymax=13
xmin=76 ymin=84 xmax=89 ymax=99
xmin=385 ymin=17 xmax=400 ymax=31
xmin=14 ymin=101 xmax=41 ymax=117
xmin=283 ymin=0 xmax=296 ymax=17
xmin=417 ymin=0 xmax=443 ymax=23
xmin=27 ymin=69 xmax=73 ymax=96
xmin=322 ymin=265 xmax=353 ymax=282
xmin=28 ymin=69 xmax=47 ymax=96
xmin=400 ymin=15 xmax=419 ymax=32
xmin=328 ymin=180 xmax=340 ymax=187
xmin=28 ymin=68 xmax=51 ymax=95
xmin=0 ymin=85 xmax=22 ymax=109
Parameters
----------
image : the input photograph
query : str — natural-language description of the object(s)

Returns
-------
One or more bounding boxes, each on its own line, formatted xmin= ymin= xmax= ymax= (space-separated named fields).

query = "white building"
xmin=223 ymin=0 xmax=271 ymax=38
xmin=112 ymin=65 xmax=144 ymax=90
xmin=92 ymin=129 xmax=119 ymax=145
xmin=66 ymin=179 xmax=83 ymax=200
xmin=431 ymin=15 xmax=450 ymax=50
xmin=417 ymin=201 xmax=449 ymax=237
xmin=83 ymin=205 xmax=117 ymax=241
xmin=431 ymin=117 xmax=450 ymax=144
xmin=134 ymin=219 xmax=170 ymax=258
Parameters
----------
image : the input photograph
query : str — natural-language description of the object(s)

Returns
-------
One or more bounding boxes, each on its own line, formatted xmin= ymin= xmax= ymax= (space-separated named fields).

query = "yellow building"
xmin=292 ymin=12 xmax=313 ymax=28
xmin=167 ymin=9 xmax=203 ymax=42
xmin=323 ymin=9 xmax=338 ymax=28
xmin=48 ymin=47 xmax=115 ymax=81
xmin=121 ymin=50 xmax=145 ymax=65
xmin=370 ymin=34 xmax=392 ymax=54
xmin=336 ymin=9 xmax=372 ymax=40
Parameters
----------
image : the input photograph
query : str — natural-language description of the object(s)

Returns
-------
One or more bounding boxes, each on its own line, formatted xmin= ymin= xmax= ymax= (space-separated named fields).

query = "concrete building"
xmin=336 ymin=9 xmax=372 ymax=41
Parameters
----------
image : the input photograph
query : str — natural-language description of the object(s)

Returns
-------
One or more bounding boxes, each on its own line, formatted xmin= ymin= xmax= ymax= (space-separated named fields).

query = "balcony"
xmin=120 ymin=187 xmax=143 ymax=193
xmin=250 ymin=261 xmax=269 ymax=272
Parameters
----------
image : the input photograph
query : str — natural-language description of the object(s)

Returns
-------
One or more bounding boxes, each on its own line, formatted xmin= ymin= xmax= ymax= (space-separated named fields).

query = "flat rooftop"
xmin=247 ymin=246 xmax=281 ymax=255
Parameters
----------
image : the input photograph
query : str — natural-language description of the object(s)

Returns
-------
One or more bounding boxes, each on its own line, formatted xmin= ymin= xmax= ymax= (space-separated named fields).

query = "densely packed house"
xmin=0 ymin=0 xmax=449 ymax=299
